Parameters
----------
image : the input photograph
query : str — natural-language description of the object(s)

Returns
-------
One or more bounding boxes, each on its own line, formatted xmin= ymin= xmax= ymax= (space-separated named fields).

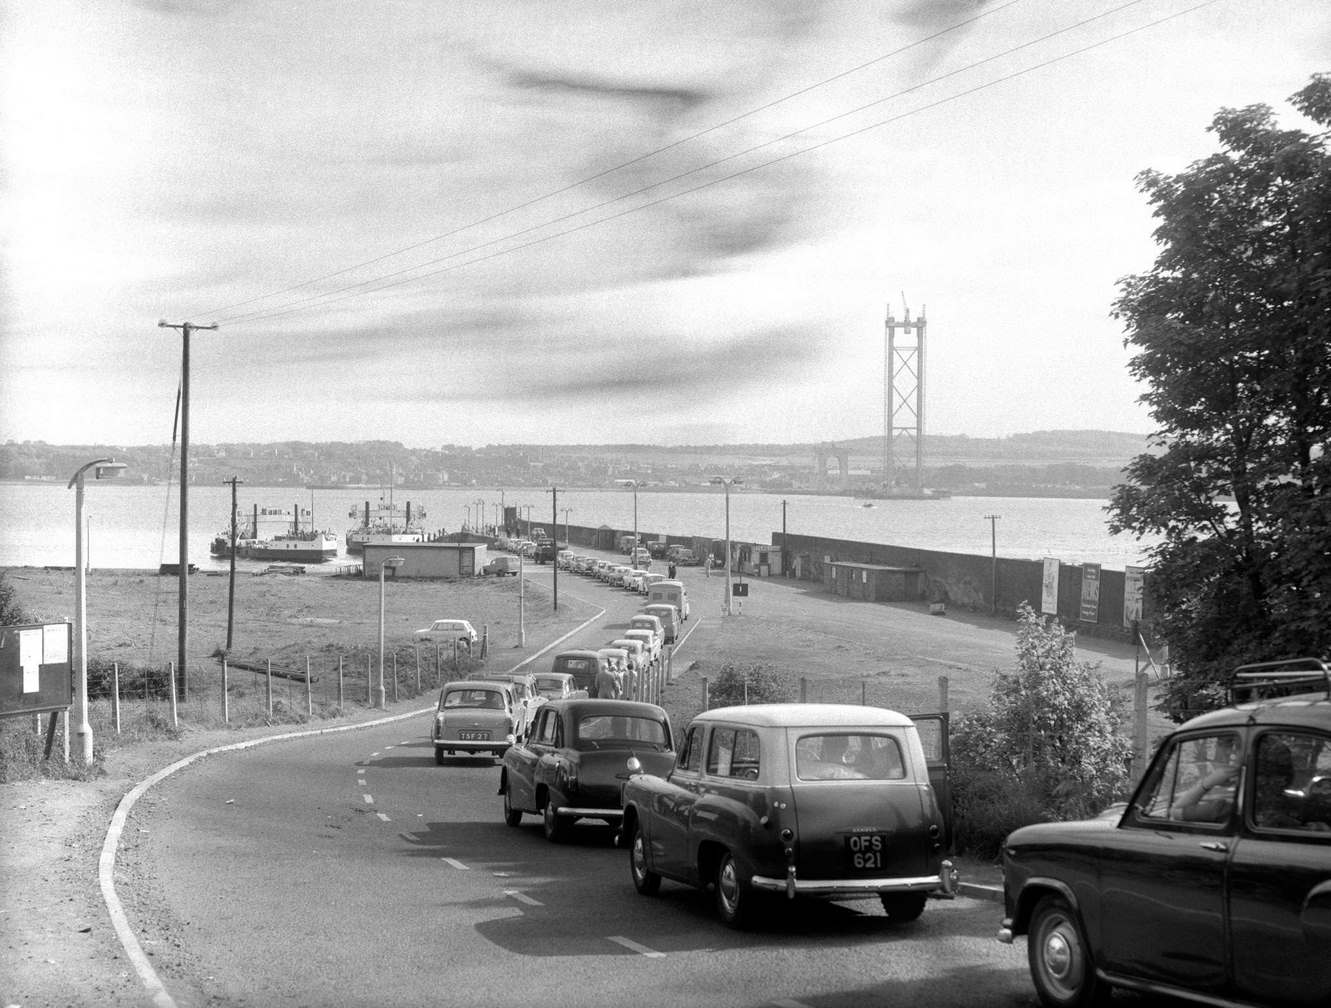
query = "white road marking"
xmin=376 ymin=812 xmax=390 ymax=822
xmin=504 ymin=889 xmax=543 ymax=906
xmin=362 ymin=794 xmax=374 ymax=804
xmin=441 ymin=858 xmax=469 ymax=870
xmin=607 ymin=936 xmax=666 ymax=958
xmin=771 ymin=1001 xmax=814 ymax=1008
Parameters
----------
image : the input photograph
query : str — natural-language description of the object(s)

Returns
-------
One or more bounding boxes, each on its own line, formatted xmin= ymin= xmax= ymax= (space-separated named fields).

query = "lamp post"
xmin=520 ymin=505 xmax=532 ymax=537
xmin=463 ymin=505 xmax=471 ymax=532
xmin=709 ymin=476 xmax=742 ymax=616
xmin=68 ymin=458 xmax=127 ymax=764
xmin=376 ymin=555 xmax=406 ymax=709
xmin=560 ymin=507 xmax=572 ymax=548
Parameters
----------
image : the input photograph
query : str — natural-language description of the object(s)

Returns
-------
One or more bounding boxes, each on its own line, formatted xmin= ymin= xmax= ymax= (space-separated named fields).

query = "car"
xmin=647 ymin=541 xmax=669 ymax=559
xmin=640 ymin=572 xmax=667 ymax=595
xmin=431 ymin=680 xmax=518 ymax=763
xmin=999 ymin=658 xmax=1331 ymax=1008
xmin=623 ymin=628 xmax=659 ymax=665
xmin=472 ymin=672 xmax=540 ymax=736
xmin=611 ymin=637 xmax=649 ymax=673
xmin=627 ymin=614 xmax=665 ymax=655
xmin=630 ymin=547 xmax=652 ymax=569
xmin=533 ymin=539 xmax=557 ymax=563
xmin=621 ymin=567 xmax=648 ymax=591
xmin=645 ymin=579 xmax=689 ymax=620
xmin=621 ymin=703 xmax=957 ymax=928
xmin=641 ymin=603 xmax=680 ymax=644
xmin=549 ymin=649 xmax=610 ymax=697
xmin=499 ymin=698 xmax=675 ymax=842
xmin=413 ymin=618 xmax=479 ymax=651
xmin=483 ymin=556 xmax=520 ymax=576
xmin=557 ymin=550 xmax=575 ymax=568
xmin=532 ymin=671 xmax=582 ymax=701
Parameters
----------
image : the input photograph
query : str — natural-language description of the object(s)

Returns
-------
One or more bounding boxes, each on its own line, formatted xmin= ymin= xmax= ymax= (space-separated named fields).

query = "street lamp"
xmin=68 ymin=458 xmax=127 ymax=764
xmin=618 ymin=480 xmax=645 ymax=558
xmin=984 ymin=514 xmax=1001 ymax=615
xmin=560 ymin=507 xmax=572 ymax=548
xmin=520 ymin=504 xmax=532 ymax=537
xmin=709 ymin=476 xmax=743 ymax=616
xmin=376 ymin=555 xmax=406 ymax=709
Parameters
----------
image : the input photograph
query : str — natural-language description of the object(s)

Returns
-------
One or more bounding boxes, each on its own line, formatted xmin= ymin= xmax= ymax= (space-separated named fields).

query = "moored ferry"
xmin=211 ymin=504 xmax=339 ymax=563
xmin=345 ymin=495 xmax=428 ymax=554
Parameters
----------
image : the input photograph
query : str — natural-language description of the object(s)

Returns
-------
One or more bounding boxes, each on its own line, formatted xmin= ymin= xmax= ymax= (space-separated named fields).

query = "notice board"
xmin=0 ymin=622 xmax=73 ymax=717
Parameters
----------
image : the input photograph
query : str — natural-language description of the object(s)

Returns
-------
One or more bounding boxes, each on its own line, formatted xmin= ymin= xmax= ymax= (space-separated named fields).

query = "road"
xmin=127 ymin=718 xmax=1037 ymax=1008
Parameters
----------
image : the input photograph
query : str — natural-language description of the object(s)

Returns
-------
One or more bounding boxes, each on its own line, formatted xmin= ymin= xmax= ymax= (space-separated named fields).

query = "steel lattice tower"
xmin=883 ymin=303 xmax=926 ymax=495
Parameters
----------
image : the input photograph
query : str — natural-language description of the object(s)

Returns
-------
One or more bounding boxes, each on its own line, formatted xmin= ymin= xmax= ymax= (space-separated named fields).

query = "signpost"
xmin=0 ymin=622 xmax=74 ymax=759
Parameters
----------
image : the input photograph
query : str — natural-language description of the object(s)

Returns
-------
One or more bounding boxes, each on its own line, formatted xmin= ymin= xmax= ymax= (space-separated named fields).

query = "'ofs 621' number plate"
xmin=846 ymin=833 xmax=887 ymax=870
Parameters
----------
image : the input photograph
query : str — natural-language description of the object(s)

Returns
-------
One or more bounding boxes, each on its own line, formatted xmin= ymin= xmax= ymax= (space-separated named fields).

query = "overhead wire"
xmin=197 ymin=0 xmax=1029 ymax=320
xmin=212 ymin=0 xmax=1221 ymax=328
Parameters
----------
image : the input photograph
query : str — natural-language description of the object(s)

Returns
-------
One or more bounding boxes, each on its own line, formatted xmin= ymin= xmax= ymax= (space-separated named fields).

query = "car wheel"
xmin=542 ymin=800 xmax=568 ymax=843
xmin=434 ymin=746 xmax=445 ymax=765
xmin=1028 ymin=895 xmax=1108 ymax=1008
xmin=715 ymin=852 xmax=752 ymax=928
xmin=879 ymin=892 xmax=927 ymax=923
xmin=503 ymin=788 xmax=522 ymax=827
xmin=629 ymin=822 xmax=661 ymax=896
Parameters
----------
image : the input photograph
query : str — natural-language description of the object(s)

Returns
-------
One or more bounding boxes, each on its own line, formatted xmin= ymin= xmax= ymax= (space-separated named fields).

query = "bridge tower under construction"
xmin=883 ymin=302 xmax=927 ymax=496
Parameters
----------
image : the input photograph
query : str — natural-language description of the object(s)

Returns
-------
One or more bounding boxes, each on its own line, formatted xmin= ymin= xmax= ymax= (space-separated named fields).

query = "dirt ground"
xmin=1 ymin=561 xmax=1147 ymax=1007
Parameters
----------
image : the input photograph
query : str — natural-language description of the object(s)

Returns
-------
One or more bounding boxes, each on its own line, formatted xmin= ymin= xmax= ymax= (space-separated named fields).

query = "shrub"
xmin=707 ymin=663 xmax=792 ymax=707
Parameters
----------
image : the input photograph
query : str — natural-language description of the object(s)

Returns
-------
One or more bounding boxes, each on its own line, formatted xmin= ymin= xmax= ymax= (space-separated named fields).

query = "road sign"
xmin=0 ymin=622 xmax=73 ymax=718
xmin=731 ymin=582 xmax=749 ymax=597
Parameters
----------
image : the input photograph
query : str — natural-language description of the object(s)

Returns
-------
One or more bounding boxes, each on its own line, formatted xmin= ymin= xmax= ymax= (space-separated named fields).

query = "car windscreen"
xmin=575 ymin=714 xmax=669 ymax=751
xmin=795 ymin=733 xmax=905 ymax=780
xmin=441 ymin=689 xmax=505 ymax=710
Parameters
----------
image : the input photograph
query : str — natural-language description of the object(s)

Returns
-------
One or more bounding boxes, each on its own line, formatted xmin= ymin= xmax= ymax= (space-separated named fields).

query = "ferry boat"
xmin=345 ymin=494 xmax=428 ymax=555
xmin=211 ymin=504 xmax=338 ymax=563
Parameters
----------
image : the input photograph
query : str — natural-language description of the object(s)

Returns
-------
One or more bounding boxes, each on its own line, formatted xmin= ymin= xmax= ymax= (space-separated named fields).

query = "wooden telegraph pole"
xmin=159 ymin=320 xmax=218 ymax=695
xmin=224 ymin=475 xmax=244 ymax=650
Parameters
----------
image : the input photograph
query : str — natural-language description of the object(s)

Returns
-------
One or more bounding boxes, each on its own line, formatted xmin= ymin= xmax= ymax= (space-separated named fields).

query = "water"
xmin=0 ymin=482 xmax=1157 ymax=572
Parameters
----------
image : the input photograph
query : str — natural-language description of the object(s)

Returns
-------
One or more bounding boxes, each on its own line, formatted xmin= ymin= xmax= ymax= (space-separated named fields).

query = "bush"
xmin=707 ymin=663 xmax=792 ymax=707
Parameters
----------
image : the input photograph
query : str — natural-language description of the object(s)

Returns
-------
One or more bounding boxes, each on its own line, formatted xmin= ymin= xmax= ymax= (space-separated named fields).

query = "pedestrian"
xmin=668 ymin=562 xmax=677 ymax=579
xmin=705 ymin=555 xmax=711 ymax=578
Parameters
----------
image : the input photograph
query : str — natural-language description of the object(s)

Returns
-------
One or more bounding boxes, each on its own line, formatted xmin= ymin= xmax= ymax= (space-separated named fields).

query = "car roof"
xmin=694 ymin=703 xmax=917 ymax=729
xmin=555 ymin=649 xmax=603 ymax=659
xmin=642 ymin=603 xmax=677 ymax=614
xmin=1180 ymin=694 xmax=1331 ymax=733
xmin=541 ymin=698 xmax=668 ymax=718
xmin=443 ymin=680 xmax=511 ymax=693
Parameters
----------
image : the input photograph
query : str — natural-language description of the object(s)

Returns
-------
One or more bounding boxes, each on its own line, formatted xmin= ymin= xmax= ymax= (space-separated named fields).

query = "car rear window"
xmin=795 ymin=733 xmax=905 ymax=781
xmin=559 ymin=658 xmax=591 ymax=672
xmin=442 ymin=689 xmax=505 ymax=710
xmin=575 ymin=715 xmax=669 ymax=750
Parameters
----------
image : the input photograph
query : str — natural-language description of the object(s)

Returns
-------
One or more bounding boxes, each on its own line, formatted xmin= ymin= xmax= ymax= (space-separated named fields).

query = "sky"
xmin=2 ymin=0 xmax=1328 ymax=450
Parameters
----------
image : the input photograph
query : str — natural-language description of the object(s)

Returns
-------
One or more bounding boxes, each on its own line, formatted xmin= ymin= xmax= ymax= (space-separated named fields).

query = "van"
xmin=646 ymin=579 xmax=689 ymax=621
xmin=641 ymin=603 xmax=680 ymax=645
xmin=549 ymin=649 xmax=609 ymax=696
xmin=483 ymin=555 xmax=520 ymax=576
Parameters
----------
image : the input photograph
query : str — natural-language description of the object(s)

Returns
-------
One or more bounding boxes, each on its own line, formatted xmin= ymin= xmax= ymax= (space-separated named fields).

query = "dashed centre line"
xmin=362 ymin=794 xmax=374 ymax=804
xmin=504 ymin=890 xmax=543 ymax=906
xmin=376 ymin=812 xmax=391 ymax=822
xmin=441 ymin=858 xmax=470 ymax=870
xmin=607 ymin=935 xmax=666 ymax=958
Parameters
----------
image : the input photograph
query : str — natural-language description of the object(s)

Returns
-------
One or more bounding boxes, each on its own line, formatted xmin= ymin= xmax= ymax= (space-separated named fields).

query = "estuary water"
xmin=0 ymin=482 xmax=1157 ymax=573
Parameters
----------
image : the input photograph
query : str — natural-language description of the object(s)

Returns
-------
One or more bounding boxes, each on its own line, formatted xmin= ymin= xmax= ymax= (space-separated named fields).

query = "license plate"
xmin=845 ymin=833 xmax=888 ymax=871
xmin=458 ymin=730 xmax=490 ymax=741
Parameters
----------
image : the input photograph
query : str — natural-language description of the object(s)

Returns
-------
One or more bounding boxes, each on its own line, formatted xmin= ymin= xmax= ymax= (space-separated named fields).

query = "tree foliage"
xmin=707 ymin=663 xmax=792 ymax=708
xmin=1107 ymin=74 xmax=1331 ymax=720
xmin=952 ymin=603 xmax=1132 ymax=842
xmin=0 ymin=571 xmax=26 ymax=627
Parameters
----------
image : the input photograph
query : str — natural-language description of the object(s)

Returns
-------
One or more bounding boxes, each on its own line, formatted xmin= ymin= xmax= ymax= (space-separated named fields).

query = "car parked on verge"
xmin=622 ymin=703 xmax=956 ymax=928
xmin=1000 ymin=658 xmax=1331 ymax=1008
xmin=414 ymin=618 xmax=479 ymax=651
xmin=483 ymin=555 xmax=520 ymax=576
xmin=500 ymin=698 xmax=675 ymax=841
xmin=431 ymin=680 xmax=517 ymax=763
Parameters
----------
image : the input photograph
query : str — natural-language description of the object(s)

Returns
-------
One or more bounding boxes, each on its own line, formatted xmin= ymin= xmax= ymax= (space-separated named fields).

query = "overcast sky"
xmin=2 ymin=0 xmax=1327 ymax=449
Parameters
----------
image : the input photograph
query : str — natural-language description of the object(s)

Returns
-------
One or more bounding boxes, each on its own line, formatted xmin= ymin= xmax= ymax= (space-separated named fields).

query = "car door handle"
xmin=1198 ymin=841 xmax=1229 ymax=853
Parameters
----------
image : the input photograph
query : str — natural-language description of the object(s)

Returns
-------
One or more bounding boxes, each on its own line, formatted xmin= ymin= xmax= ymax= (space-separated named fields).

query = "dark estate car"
xmin=1000 ymin=658 xmax=1331 ymax=1008
xmin=499 ymin=698 xmax=675 ymax=842
xmin=621 ymin=703 xmax=957 ymax=928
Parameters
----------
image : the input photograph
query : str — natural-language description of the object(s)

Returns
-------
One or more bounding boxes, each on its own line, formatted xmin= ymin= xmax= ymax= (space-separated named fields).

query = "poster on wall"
xmin=1123 ymin=565 xmax=1146 ymax=629
xmin=1080 ymin=563 xmax=1102 ymax=623
xmin=1041 ymin=557 xmax=1059 ymax=615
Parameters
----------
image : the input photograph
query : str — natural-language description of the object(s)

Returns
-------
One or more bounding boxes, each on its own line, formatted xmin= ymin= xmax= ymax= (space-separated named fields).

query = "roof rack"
xmin=1229 ymin=657 xmax=1331 ymax=703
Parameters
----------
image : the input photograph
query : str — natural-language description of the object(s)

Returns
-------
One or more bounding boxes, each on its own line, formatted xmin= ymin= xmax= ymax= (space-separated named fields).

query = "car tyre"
xmin=629 ymin=822 xmax=661 ymax=896
xmin=542 ymin=800 xmax=568 ymax=843
xmin=1028 ymin=895 xmax=1109 ymax=1008
xmin=434 ymin=746 xmax=445 ymax=765
xmin=879 ymin=892 xmax=927 ymax=923
xmin=715 ymin=852 xmax=752 ymax=929
xmin=503 ymin=788 xmax=522 ymax=827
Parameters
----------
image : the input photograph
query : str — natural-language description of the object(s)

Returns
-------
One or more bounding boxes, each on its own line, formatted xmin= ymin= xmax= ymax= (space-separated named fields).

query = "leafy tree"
xmin=952 ymin=603 xmax=1132 ymax=851
xmin=1108 ymin=74 xmax=1331 ymax=720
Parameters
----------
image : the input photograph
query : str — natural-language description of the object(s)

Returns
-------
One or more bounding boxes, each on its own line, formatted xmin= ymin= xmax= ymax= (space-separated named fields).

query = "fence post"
xmin=305 ymin=657 xmax=313 ymax=717
xmin=938 ymin=675 xmax=949 ymax=712
xmin=415 ymin=646 xmax=421 ymax=693
xmin=337 ymin=655 xmax=344 ymax=709
xmin=266 ymin=659 xmax=273 ymax=718
xmin=222 ymin=659 xmax=230 ymax=724
xmin=435 ymin=643 xmax=441 ymax=684
xmin=702 ymin=676 xmax=709 ymax=711
xmin=392 ymin=652 xmax=399 ymax=704
xmin=366 ymin=654 xmax=372 ymax=705
xmin=861 ymin=680 xmax=867 ymax=706
xmin=112 ymin=662 xmax=121 ymax=735
xmin=168 ymin=662 xmax=179 ymax=728
xmin=800 ymin=677 xmax=808 ymax=703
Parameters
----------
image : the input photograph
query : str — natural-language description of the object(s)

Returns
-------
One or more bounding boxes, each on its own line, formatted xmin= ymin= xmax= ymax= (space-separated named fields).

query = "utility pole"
xmin=159 ymin=320 xmax=218 ymax=695
xmin=984 ymin=514 xmax=1001 ymax=615
xmin=224 ymin=476 xmax=244 ymax=650
xmin=549 ymin=485 xmax=558 ymax=611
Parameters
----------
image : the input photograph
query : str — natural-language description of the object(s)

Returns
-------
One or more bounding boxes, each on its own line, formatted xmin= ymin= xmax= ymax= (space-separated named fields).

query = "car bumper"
xmin=751 ymin=860 xmax=958 ymax=900
xmin=551 ymin=804 xmax=623 ymax=820
xmin=434 ymin=737 xmax=513 ymax=753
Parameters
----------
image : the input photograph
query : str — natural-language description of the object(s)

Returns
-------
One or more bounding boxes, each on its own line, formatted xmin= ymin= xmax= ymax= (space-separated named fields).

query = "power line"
xmin=197 ymin=0 xmax=1029 ymax=320
xmin=217 ymin=0 xmax=1221 ymax=327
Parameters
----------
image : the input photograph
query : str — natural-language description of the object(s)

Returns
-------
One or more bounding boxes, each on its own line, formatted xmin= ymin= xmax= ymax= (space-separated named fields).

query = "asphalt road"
xmin=128 ymin=717 xmax=1038 ymax=1008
